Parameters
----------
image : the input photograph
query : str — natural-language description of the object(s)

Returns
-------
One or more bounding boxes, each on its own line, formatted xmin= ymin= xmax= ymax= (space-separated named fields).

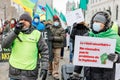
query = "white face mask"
xmin=93 ymin=23 xmax=101 ymax=32
xmin=34 ymin=18 xmax=39 ymax=23
xmin=54 ymin=22 xmax=59 ymax=26
xmin=11 ymin=20 xmax=15 ymax=24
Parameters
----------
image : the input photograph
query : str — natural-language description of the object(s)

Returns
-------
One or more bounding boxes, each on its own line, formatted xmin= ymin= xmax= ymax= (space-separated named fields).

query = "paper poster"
xmin=73 ymin=36 xmax=116 ymax=68
xmin=65 ymin=9 xmax=84 ymax=26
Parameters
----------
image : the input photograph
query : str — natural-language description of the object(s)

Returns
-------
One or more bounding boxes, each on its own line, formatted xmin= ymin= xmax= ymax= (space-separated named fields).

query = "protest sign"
xmin=73 ymin=36 xmax=116 ymax=68
xmin=65 ymin=9 xmax=84 ymax=26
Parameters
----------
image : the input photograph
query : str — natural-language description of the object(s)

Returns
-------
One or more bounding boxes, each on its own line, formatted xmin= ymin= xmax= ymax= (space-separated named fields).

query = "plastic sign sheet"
xmin=65 ymin=9 xmax=84 ymax=26
xmin=73 ymin=36 xmax=116 ymax=68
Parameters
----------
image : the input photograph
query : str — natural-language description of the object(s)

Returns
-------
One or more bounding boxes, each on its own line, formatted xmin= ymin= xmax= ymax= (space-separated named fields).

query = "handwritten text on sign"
xmin=73 ymin=36 xmax=116 ymax=68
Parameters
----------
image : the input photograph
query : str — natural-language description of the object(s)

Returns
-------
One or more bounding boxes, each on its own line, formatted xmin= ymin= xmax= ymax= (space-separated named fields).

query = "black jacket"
xmin=70 ymin=23 xmax=89 ymax=53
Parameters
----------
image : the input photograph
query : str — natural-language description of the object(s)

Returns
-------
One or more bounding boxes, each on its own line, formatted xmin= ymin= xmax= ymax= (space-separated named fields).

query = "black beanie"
xmin=19 ymin=13 xmax=32 ymax=23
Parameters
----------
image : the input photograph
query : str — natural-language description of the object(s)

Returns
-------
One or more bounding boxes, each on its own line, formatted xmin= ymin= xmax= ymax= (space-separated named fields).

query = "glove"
xmin=40 ymin=69 xmax=47 ymax=80
xmin=48 ymin=36 xmax=54 ymax=41
xmin=70 ymin=72 xmax=81 ymax=80
xmin=108 ymin=53 xmax=118 ymax=62
xmin=14 ymin=22 xmax=24 ymax=35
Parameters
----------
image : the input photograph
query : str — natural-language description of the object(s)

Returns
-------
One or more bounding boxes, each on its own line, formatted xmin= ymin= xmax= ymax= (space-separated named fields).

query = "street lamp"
xmin=0 ymin=5 xmax=6 ymax=20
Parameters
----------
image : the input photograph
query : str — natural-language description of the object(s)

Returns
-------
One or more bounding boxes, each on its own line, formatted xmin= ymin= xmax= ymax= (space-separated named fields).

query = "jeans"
xmin=69 ymin=42 xmax=73 ymax=62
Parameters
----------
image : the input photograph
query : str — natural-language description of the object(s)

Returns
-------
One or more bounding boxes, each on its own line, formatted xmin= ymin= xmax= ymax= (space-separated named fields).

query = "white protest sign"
xmin=65 ymin=9 xmax=84 ymax=26
xmin=73 ymin=36 xmax=116 ymax=68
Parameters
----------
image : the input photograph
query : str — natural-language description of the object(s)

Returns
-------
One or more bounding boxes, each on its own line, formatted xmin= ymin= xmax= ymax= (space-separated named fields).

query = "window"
xmin=116 ymin=5 xmax=119 ymax=20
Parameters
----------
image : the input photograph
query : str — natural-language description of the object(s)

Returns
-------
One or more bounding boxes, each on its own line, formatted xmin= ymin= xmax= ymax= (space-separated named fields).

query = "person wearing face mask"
xmin=2 ymin=13 xmax=49 ymax=80
xmin=88 ymin=11 xmax=120 ymax=80
xmin=10 ymin=18 xmax=17 ymax=29
xmin=48 ymin=15 xmax=65 ymax=80
xmin=32 ymin=14 xmax=45 ymax=31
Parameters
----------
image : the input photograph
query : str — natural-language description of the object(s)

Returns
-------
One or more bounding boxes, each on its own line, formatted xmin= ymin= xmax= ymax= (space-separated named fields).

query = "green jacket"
xmin=111 ymin=22 xmax=118 ymax=33
xmin=89 ymin=28 xmax=120 ymax=54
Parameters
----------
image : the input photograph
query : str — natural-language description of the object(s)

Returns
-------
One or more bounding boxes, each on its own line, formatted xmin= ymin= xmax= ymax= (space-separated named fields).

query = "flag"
xmin=59 ymin=12 xmax=66 ymax=23
xmin=12 ymin=0 xmax=37 ymax=16
xmin=36 ymin=6 xmax=45 ymax=14
xmin=79 ymin=0 xmax=88 ymax=10
xmin=45 ymin=4 xmax=54 ymax=20
xmin=38 ymin=5 xmax=46 ymax=11
xmin=54 ymin=8 xmax=59 ymax=15
xmin=30 ymin=0 xmax=38 ymax=4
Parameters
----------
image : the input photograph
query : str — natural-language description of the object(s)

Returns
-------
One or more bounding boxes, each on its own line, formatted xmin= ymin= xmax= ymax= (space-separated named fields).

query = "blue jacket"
xmin=32 ymin=14 xmax=45 ymax=31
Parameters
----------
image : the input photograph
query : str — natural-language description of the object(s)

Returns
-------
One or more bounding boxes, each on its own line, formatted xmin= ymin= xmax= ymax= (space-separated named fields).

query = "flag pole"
xmin=33 ymin=0 xmax=39 ymax=16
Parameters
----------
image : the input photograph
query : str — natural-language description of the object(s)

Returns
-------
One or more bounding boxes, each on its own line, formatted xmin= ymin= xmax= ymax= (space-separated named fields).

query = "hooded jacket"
xmin=32 ymin=14 xmax=45 ymax=31
xmin=89 ymin=28 xmax=120 ymax=54
xmin=89 ymin=28 xmax=120 ymax=80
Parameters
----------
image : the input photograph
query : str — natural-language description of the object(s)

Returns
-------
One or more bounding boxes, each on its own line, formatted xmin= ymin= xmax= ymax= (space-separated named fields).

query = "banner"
xmin=73 ymin=36 xmax=116 ymax=68
xmin=0 ymin=45 xmax=11 ymax=62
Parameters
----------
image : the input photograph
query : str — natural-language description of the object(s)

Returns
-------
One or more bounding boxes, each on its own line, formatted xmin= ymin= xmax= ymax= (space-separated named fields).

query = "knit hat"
xmin=19 ymin=13 xmax=32 ymax=23
xmin=93 ymin=14 xmax=107 ymax=24
xmin=53 ymin=15 xmax=59 ymax=21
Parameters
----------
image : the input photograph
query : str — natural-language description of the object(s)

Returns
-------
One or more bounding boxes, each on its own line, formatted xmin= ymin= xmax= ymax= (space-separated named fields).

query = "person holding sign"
xmin=89 ymin=11 xmax=120 ymax=80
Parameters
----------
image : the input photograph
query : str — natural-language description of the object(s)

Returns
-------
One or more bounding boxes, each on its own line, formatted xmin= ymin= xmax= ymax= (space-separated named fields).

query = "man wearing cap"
xmin=88 ymin=11 xmax=120 ymax=80
xmin=2 ymin=13 xmax=49 ymax=80
xmin=48 ymin=15 xmax=65 ymax=80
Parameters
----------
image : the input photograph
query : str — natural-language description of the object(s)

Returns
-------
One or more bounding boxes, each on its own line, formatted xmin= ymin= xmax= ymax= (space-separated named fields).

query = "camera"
xmin=16 ymin=22 xmax=24 ymax=28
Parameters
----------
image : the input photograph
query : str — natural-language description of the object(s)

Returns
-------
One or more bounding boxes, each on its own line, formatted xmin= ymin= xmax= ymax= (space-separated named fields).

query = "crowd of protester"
xmin=0 ymin=9 xmax=120 ymax=80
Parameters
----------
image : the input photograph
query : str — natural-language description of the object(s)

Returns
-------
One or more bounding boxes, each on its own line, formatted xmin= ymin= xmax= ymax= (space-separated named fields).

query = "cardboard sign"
xmin=65 ymin=9 xmax=84 ymax=26
xmin=73 ymin=36 xmax=116 ymax=68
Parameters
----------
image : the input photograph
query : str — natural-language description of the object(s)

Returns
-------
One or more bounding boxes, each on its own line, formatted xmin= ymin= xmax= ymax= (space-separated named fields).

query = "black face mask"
xmin=21 ymin=26 xmax=34 ymax=34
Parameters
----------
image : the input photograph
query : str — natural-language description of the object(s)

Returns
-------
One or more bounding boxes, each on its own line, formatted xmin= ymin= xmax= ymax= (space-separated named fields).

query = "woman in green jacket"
xmin=89 ymin=11 xmax=120 ymax=80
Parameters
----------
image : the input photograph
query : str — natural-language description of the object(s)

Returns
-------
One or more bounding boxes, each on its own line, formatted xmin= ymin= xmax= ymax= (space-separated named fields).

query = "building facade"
xmin=86 ymin=0 xmax=120 ymax=25
xmin=0 ymin=0 xmax=19 ymax=21
xmin=66 ymin=0 xmax=76 ymax=14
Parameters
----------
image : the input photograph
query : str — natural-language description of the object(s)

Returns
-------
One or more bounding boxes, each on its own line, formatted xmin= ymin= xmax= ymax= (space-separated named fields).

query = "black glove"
xmin=40 ymin=69 xmax=47 ymax=80
xmin=14 ymin=22 xmax=24 ymax=35
xmin=108 ymin=53 xmax=118 ymax=62
xmin=48 ymin=36 xmax=54 ymax=41
xmin=70 ymin=72 xmax=81 ymax=80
